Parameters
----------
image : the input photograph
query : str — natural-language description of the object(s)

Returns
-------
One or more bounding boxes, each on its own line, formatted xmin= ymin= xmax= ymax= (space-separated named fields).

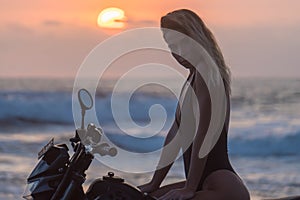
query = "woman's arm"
xmin=152 ymin=119 xmax=181 ymax=185
xmin=184 ymin=84 xmax=211 ymax=191
xmin=139 ymin=119 xmax=181 ymax=192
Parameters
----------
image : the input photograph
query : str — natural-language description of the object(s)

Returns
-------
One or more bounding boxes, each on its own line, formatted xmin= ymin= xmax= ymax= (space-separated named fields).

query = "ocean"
xmin=0 ymin=77 xmax=300 ymax=199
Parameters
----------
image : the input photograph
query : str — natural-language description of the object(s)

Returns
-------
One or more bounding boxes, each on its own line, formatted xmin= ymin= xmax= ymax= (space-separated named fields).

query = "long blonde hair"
xmin=161 ymin=9 xmax=231 ymax=95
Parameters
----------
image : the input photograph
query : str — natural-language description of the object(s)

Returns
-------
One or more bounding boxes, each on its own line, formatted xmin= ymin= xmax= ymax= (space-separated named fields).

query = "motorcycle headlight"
xmin=22 ymin=180 xmax=40 ymax=200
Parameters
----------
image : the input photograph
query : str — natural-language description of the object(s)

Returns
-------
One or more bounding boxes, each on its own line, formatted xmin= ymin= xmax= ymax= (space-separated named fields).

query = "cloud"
xmin=43 ymin=20 xmax=62 ymax=26
xmin=126 ymin=19 xmax=157 ymax=27
xmin=5 ymin=23 xmax=33 ymax=34
xmin=137 ymin=19 xmax=157 ymax=26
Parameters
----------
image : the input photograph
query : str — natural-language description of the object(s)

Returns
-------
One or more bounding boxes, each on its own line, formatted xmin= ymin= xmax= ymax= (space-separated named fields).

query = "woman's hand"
xmin=137 ymin=181 xmax=160 ymax=194
xmin=158 ymin=188 xmax=195 ymax=200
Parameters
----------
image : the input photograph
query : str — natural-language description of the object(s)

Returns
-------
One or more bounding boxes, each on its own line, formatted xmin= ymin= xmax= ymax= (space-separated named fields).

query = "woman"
xmin=138 ymin=9 xmax=250 ymax=200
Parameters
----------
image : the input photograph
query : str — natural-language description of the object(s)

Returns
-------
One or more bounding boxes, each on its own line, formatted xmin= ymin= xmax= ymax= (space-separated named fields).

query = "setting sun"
xmin=97 ymin=7 xmax=126 ymax=29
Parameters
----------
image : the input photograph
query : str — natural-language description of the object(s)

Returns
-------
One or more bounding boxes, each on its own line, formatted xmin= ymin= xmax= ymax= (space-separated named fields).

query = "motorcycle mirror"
xmin=78 ymin=89 xmax=94 ymax=129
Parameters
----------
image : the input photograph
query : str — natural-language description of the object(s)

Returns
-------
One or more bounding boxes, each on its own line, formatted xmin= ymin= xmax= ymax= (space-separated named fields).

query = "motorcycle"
xmin=23 ymin=88 xmax=156 ymax=200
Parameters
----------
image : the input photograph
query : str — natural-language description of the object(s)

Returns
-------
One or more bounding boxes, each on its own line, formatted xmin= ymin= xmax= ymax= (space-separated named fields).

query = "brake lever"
xmin=92 ymin=143 xmax=117 ymax=157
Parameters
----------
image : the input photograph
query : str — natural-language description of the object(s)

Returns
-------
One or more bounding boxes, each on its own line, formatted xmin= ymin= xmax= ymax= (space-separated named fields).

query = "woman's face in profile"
xmin=171 ymin=52 xmax=192 ymax=69
xmin=162 ymin=29 xmax=195 ymax=70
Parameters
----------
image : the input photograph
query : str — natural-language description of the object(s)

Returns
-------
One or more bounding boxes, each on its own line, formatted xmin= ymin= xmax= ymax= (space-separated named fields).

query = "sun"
xmin=97 ymin=7 xmax=126 ymax=29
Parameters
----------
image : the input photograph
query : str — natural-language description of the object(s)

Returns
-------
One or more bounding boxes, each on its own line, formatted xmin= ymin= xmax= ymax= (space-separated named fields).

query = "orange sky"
xmin=0 ymin=0 xmax=299 ymax=78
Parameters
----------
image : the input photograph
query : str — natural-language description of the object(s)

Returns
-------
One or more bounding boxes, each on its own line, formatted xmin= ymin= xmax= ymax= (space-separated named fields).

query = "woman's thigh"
xmin=151 ymin=170 xmax=250 ymax=200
